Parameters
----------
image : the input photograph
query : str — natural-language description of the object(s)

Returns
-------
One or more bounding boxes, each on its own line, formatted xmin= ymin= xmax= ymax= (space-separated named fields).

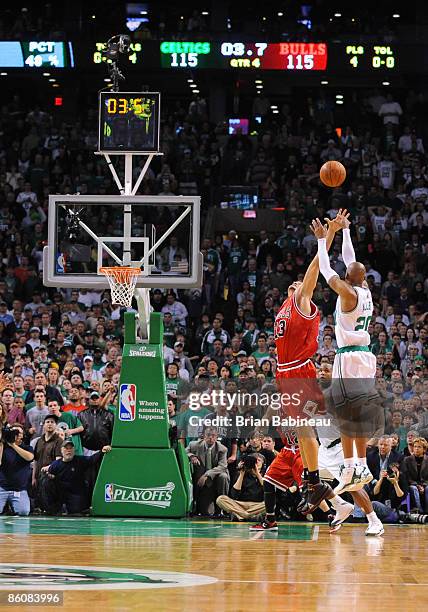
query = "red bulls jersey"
xmin=274 ymin=293 xmax=320 ymax=373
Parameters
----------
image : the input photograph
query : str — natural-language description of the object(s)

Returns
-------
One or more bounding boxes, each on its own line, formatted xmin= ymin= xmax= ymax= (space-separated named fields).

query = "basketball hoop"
xmin=100 ymin=266 xmax=141 ymax=307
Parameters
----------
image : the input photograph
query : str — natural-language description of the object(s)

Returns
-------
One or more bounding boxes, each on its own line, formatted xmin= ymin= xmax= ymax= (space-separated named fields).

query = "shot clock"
xmin=98 ymin=92 xmax=160 ymax=153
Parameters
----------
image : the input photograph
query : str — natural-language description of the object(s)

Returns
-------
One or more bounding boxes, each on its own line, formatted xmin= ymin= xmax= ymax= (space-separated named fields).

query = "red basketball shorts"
xmin=264 ymin=448 xmax=303 ymax=491
xmin=276 ymin=360 xmax=325 ymax=419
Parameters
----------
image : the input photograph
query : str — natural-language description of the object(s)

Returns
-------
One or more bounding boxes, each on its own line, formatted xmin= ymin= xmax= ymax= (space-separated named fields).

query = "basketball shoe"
xmin=329 ymin=501 xmax=354 ymax=533
xmin=296 ymin=479 xmax=309 ymax=513
xmin=300 ymin=482 xmax=333 ymax=515
xmin=334 ymin=465 xmax=373 ymax=494
xmin=249 ymin=519 xmax=278 ymax=531
xmin=365 ymin=520 xmax=384 ymax=536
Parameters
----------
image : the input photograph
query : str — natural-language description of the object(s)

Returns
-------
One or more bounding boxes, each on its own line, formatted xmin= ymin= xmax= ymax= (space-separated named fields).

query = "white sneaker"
xmin=365 ymin=521 xmax=384 ymax=536
xmin=334 ymin=465 xmax=355 ymax=495
xmin=329 ymin=501 xmax=354 ymax=532
xmin=335 ymin=465 xmax=373 ymax=494
xmin=346 ymin=466 xmax=373 ymax=492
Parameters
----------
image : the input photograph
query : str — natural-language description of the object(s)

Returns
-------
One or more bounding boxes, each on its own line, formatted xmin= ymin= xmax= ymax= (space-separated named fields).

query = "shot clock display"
xmin=98 ymin=92 xmax=160 ymax=153
xmin=344 ymin=44 xmax=397 ymax=71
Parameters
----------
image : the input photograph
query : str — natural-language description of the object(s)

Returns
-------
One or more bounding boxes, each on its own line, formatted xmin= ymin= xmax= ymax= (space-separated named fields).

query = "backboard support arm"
xmin=95 ymin=151 xmax=163 ymax=340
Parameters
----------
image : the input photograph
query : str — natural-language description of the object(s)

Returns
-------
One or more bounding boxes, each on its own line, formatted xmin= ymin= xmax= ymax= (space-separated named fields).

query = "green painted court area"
xmin=0 ymin=517 xmax=315 ymax=541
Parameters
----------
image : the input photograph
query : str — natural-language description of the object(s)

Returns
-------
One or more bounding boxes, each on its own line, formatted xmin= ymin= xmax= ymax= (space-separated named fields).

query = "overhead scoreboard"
xmin=160 ymin=41 xmax=328 ymax=70
xmin=0 ymin=41 xmax=74 ymax=68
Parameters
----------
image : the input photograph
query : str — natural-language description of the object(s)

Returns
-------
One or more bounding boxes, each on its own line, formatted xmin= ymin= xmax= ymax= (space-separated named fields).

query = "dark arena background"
xmin=0 ymin=1 xmax=428 ymax=610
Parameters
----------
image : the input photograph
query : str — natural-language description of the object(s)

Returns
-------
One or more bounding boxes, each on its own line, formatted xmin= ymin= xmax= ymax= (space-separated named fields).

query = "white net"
xmin=100 ymin=267 xmax=141 ymax=307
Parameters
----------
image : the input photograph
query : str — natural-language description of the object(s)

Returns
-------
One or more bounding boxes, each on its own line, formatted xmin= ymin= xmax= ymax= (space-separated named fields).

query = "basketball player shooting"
xmin=251 ymin=210 xmax=352 ymax=531
xmin=313 ymin=214 xmax=377 ymax=495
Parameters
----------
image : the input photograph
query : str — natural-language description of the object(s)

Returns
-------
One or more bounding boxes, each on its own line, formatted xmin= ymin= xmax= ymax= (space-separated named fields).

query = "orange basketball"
xmin=319 ymin=161 xmax=346 ymax=188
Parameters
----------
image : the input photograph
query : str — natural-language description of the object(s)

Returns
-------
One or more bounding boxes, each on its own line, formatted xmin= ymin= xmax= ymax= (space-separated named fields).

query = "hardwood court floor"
xmin=0 ymin=517 xmax=426 ymax=612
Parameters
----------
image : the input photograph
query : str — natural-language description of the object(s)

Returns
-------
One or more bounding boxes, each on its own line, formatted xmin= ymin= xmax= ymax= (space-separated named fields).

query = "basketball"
xmin=319 ymin=160 xmax=346 ymax=188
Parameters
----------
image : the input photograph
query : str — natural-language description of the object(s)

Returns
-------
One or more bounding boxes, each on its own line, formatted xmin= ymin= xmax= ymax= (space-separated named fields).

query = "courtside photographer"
xmin=0 ymin=422 xmax=33 ymax=515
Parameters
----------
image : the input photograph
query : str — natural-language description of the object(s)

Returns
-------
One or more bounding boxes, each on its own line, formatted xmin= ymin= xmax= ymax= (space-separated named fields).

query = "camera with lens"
xmin=242 ymin=454 xmax=258 ymax=471
xmin=1 ymin=424 xmax=19 ymax=444
xmin=387 ymin=466 xmax=396 ymax=478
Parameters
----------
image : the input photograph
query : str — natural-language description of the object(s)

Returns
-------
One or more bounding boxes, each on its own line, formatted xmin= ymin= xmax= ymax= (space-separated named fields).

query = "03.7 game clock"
xmin=98 ymin=91 xmax=160 ymax=153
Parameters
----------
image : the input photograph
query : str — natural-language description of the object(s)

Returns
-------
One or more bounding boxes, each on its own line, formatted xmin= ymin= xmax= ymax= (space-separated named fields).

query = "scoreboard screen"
xmin=0 ymin=41 xmax=74 ymax=68
xmin=98 ymin=92 xmax=160 ymax=153
xmin=342 ymin=44 xmax=397 ymax=71
xmin=160 ymin=41 xmax=328 ymax=70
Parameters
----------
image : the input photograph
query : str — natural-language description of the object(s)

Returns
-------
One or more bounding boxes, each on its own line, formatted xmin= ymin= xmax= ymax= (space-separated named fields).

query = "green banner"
xmin=92 ymin=312 xmax=189 ymax=517
xmin=92 ymin=448 xmax=188 ymax=517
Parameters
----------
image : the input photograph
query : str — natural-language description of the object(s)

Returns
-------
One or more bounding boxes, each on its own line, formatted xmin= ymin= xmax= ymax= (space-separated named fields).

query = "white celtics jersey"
xmin=335 ymin=286 xmax=373 ymax=349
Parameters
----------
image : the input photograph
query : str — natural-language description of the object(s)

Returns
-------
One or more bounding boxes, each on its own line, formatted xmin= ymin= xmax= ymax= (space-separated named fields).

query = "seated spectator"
xmin=40 ymin=439 xmax=111 ymax=515
xmin=186 ymin=427 xmax=230 ymax=516
xmin=403 ymin=437 xmax=428 ymax=513
xmin=217 ymin=453 xmax=265 ymax=520
xmin=403 ymin=430 xmax=419 ymax=457
xmin=0 ymin=423 xmax=33 ymax=516
xmin=367 ymin=435 xmax=402 ymax=481
xmin=370 ymin=462 xmax=408 ymax=523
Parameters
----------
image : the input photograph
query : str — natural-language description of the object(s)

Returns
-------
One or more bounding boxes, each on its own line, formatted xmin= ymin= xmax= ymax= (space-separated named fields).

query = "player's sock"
xmin=330 ymin=495 xmax=349 ymax=510
xmin=308 ymin=469 xmax=320 ymax=485
xmin=366 ymin=510 xmax=378 ymax=524
xmin=263 ymin=481 xmax=276 ymax=516
xmin=355 ymin=457 xmax=368 ymax=467
xmin=302 ymin=468 xmax=308 ymax=481
xmin=344 ymin=458 xmax=355 ymax=468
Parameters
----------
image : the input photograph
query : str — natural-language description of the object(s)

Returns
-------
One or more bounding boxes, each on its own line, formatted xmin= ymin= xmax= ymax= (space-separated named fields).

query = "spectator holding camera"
xmin=402 ymin=437 xmax=428 ymax=513
xmin=0 ymin=423 xmax=33 ymax=515
xmin=370 ymin=462 xmax=408 ymax=523
xmin=217 ymin=453 xmax=265 ymax=520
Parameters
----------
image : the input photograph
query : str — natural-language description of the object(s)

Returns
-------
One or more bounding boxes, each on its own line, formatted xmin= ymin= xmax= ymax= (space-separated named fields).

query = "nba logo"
xmin=56 ymin=252 xmax=66 ymax=274
xmin=119 ymin=383 xmax=136 ymax=421
xmin=105 ymin=483 xmax=114 ymax=502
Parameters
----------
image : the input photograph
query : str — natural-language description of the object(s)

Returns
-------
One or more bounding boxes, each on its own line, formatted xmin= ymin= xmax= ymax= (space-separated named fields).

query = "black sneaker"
xmin=296 ymin=479 xmax=308 ymax=513
xmin=300 ymin=482 xmax=333 ymax=515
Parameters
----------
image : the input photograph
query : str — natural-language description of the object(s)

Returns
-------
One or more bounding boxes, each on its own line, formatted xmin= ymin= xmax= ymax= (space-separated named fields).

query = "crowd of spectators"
xmin=1 ymin=80 xmax=428 ymax=522
xmin=0 ymin=2 xmax=417 ymax=43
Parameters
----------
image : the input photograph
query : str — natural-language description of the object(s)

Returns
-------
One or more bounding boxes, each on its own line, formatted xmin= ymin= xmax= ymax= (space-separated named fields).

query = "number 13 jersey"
xmin=335 ymin=286 xmax=373 ymax=349
xmin=274 ymin=293 xmax=320 ymax=373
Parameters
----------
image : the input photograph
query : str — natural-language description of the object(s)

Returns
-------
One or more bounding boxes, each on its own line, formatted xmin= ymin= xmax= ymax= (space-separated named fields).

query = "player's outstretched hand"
xmin=310 ymin=218 xmax=328 ymax=239
xmin=325 ymin=208 xmax=351 ymax=232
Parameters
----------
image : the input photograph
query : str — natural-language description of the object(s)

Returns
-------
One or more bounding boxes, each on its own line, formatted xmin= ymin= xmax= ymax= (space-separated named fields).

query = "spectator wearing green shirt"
xmin=227 ymin=238 xmax=247 ymax=298
xmin=165 ymin=362 xmax=183 ymax=400
xmin=163 ymin=312 xmax=176 ymax=349
xmin=12 ymin=375 xmax=30 ymax=404
xmin=387 ymin=409 xmax=408 ymax=451
xmin=47 ymin=399 xmax=84 ymax=456
xmin=91 ymin=348 xmax=105 ymax=372
xmin=251 ymin=334 xmax=270 ymax=366
xmin=201 ymin=318 xmax=231 ymax=356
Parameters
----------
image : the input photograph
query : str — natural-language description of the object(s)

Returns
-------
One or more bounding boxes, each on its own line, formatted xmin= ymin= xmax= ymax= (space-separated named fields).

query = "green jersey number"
xmin=355 ymin=315 xmax=370 ymax=332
